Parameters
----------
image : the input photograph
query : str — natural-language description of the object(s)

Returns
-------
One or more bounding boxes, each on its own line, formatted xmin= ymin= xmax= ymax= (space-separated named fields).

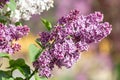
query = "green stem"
xmin=25 ymin=69 xmax=37 ymax=80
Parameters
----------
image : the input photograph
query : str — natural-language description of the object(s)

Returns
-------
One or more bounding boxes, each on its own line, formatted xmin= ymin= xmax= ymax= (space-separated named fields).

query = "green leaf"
xmin=29 ymin=44 xmax=42 ymax=62
xmin=0 ymin=16 xmax=7 ymax=21
xmin=34 ymin=73 xmax=47 ymax=80
xmin=7 ymin=0 xmax=16 ymax=11
xmin=34 ymin=73 xmax=39 ymax=80
xmin=0 ymin=16 xmax=7 ymax=24
xmin=0 ymin=53 xmax=10 ymax=59
xmin=9 ymin=58 xmax=31 ymax=78
xmin=41 ymin=18 xmax=52 ymax=31
xmin=36 ymin=39 xmax=44 ymax=48
xmin=2 ymin=77 xmax=14 ymax=80
xmin=0 ymin=70 xmax=12 ymax=80
xmin=115 ymin=63 xmax=120 ymax=80
xmin=15 ymin=77 xmax=24 ymax=80
xmin=5 ymin=11 xmax=11 ymax=17
xmin=15 ymin=22 xmax=22 ymax=26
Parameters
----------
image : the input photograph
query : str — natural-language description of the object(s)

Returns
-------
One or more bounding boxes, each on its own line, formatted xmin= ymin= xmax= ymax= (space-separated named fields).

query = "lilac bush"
xmin=33 ymin=10 xmax=112 ymax=78
xmin=0 ymin=0 xmax=112 ymax=80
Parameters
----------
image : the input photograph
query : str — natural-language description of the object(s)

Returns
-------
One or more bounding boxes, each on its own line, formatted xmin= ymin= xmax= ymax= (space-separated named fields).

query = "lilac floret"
xmin=33 ymin=10 xmax=112 ymax=78
xmin=0 ymin=23 xmax=30 ymax=54
xmin=53 ymin=38 xmax=77 ymax=59
xmin=33 ymin=49 xmax=52 ymax=78
xmin=37 ymin=32 xmax=50 ymax=47
xmin=76 ymin=41 xmax=89 ymax=52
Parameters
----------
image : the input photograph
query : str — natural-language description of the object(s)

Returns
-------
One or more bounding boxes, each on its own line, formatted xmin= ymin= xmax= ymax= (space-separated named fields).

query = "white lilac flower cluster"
xmin=8 ymin=0 xmax=54 ymax=22
xmin=10 ymin=0 xmax=54 ymax=22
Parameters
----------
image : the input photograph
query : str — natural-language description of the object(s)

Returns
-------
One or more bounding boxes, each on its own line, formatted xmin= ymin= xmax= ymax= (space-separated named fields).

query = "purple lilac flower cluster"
xmin=0 ymin=23 xmax=30 ymax=54
xmin=33 ymin=10 xmax=112 ymax=78
xmin=0 ymin=0 xmax=9 ymax=8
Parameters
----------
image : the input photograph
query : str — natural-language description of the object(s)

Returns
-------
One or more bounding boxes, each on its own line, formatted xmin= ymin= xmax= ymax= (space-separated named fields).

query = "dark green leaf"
xmin=9 ymin=59 xmax=25 ymax=67
xmin=9 ymin=58 xmax=31 ymax=77
xmin=0 ymin=16 xmax=7 ymax=24
xmin=41 ymin=18 xmax=52 ymax=31
xmin=115 ymin=63 xmax=120 ymax=80
xmin=0 ymin=53 xmax=10 ymax=59
xmin=15 ymin=22 xmax=22 ymax=26
xmin=0 ymin=16 xmax=7 ymax=20
xmin=5 ymin=11 xmax=11 ymax=17
xmin=7 ymin=0 xmax=16 ymax=11
xmin=0 ymin=70 xmax=12 ymax=80
xmin=29 ymin=44 xmax=42 ymax=62
xmin=15 ymin=77 xmax=24 ymax=80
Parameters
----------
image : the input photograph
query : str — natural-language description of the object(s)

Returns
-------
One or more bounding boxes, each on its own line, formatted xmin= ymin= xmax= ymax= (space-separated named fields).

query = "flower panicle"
xmin=0 ymin=23 xmax=30 ymax=54
xmin=33 ymin=10 xmax=112 ymax=78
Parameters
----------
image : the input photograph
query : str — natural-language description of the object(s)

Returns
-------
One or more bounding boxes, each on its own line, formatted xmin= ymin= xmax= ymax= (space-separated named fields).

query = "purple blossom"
xmin=9 ymin=25 xmax=30 ymax=40
xmin=58 ymin=10 xmax=112 ymax=44
xmin=0 ymin=23 xmax=30 ymax=54
xmin=37 ymin=32 xmax=50 ymax=47
xmin=76 ymin=41 xmax=89 ymax=52
xmin=58 ymin=9 xmax=80 ymax=25
xmin=51 ymin=25 xmax=68 ymax=42
xmin=53 ymin=38 xmax=77 ymax=60
xmin=33 ymin=49 xmax=52 ymax=78
xmin=33 ymin=10 xmax=112 ymax=78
